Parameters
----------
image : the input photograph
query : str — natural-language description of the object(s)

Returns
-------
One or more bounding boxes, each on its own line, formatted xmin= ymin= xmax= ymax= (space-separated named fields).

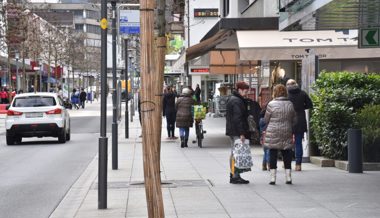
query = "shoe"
xmin=172 ymin=136 xmax=178 ymax=140
xmin=295 ymin=164 xmax=301 ymax=171
xmin=180 ymin=136 xmax=185 ymax=148
xmin=269 ymin=169 xmax=277 ymax=185
xmin=285 ymin=169 xmax=292 ymax=184
xmin=184 ymin=138 xmax=188 ymax=147
xmin=230 ymin=177 xmax=249 ymax=184
xmin=262 ymin=163 xmax=268 ymax=171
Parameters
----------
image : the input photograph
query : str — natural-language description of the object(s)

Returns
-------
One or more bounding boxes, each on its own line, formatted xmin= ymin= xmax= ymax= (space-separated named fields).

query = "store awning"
xmin=186 ymin=17 xmax=279 ymax=62
xmin=186 ymin=29 xmax=234 ymax=62
xmin=237 ymin=30 xmax=380 ymax=60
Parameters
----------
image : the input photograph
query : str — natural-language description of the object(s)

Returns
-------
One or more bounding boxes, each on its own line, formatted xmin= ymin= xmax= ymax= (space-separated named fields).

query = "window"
xmin=75 ymin=24 xmax=84 ymax=31
xmin=86 ymin=10 xmax=100 ymax=20
xmin=73 ymin=10 xmax=84 ymax=18
xmin=223 ymin=0 xmax=230 ymax=17
xmin=13 ymin=96 xmax=56 ymax=107
xmin=87 ymin=24 xmax=101 ymax=35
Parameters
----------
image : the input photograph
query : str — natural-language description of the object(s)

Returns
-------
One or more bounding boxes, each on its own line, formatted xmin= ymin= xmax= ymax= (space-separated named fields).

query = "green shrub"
xmin=356 ymin=105 xmax=380 ymax=162
xmin=311 ymin=72 xmax=380 ymax=160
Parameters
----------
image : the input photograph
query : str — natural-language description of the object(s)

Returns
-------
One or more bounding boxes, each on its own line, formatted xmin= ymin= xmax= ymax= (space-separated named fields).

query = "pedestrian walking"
xmin=286 ymin=79 xmax=313 ymax=171
xmin=194 ymin=84 xmax=201 ymax=104
xmin=71 ymin=88 xmax=80 ymax=109
xmin=264 ymin=84 xmax=297 ymax=185
xmin=163 ymin=86 xmax=177 ymax=140
xmin=175 ymin=87 xmax=195 ymax=148
xmin=0 ymin=88 xmax=8 ymax=104
xmin=225 ymin=81 xmax=251 ymax=184
xmin=79 ymin=88 xmax=87 ymax=109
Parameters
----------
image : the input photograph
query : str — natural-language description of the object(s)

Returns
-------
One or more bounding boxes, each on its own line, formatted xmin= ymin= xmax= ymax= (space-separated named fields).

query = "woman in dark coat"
xmin=286 ymin=79 xmax=313 ymax=171
xmin=226 ymin=81 xmax=251 ymax=184
xmin=175 ymin=87 xmax=195 ymax=148
xmin=163 ymin=86 xmax=177 ymax=140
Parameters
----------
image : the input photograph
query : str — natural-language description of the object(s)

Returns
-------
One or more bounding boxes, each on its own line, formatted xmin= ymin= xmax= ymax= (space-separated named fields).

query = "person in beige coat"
xmin=264 ymin=84 xmax=296 ymax=185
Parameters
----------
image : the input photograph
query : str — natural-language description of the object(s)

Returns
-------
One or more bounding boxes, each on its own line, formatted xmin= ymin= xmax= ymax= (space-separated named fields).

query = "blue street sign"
xmin=119 ymin=10 xmax=140 ymax=35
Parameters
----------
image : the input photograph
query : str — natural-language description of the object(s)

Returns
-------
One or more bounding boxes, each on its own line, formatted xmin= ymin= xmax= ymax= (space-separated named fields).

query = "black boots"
xmin=184 ymin=138 xmax=188 ymax=147
xmin=180 ymin=137 xmax=188 ymax=148
xmin=180 ymin=136 xmax=185 ymax=148
xmin=229 ymin=173 xmax=249 ymax=184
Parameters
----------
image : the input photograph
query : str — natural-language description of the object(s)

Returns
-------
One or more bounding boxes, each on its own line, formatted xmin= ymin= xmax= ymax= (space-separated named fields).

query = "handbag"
xmin=233 ymin=139 xmax=253 ymax=169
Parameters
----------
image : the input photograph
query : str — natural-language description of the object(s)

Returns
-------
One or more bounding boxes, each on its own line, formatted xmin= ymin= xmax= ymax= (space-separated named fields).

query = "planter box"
xmin=334 ymin=160 xmax=380 ymax=171
xmin=310 ymin=156 xmax=335 ymax=167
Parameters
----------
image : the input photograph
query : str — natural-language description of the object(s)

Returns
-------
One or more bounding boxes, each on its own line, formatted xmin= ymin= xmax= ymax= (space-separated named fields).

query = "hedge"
xmin=311 ymin=71 xmax=380 ymax=160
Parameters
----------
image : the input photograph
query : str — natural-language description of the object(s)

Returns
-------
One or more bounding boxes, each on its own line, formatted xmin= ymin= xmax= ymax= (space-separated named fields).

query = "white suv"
xmin=5 ymin=92 xmax=71 ymax=145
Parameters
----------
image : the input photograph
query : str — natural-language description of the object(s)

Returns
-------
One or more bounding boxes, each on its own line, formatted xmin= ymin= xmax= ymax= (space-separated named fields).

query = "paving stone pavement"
xmin=48 ymin=112 xmax=380 ymax=218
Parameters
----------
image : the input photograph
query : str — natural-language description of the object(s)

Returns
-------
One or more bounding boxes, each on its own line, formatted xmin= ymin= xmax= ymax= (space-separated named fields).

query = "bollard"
xmin=348 ymin=128 xmax=363 ymax=173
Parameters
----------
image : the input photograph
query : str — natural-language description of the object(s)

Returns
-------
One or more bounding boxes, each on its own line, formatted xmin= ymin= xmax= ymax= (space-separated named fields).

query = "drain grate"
xmin=92 ymin=179 xmax=209 ymax=190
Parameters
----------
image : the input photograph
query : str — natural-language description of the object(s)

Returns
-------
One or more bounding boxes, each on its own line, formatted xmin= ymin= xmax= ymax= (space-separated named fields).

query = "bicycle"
xmin=193 ymin=119 xmax=206 ymax=148
xmin=192 ymin=105 xmax=207 ymax=148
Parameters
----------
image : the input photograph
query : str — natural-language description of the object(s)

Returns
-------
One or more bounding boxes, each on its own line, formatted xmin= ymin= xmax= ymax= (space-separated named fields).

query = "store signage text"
xmin=283 ymin=37 xmax=358 ymax=43
xmin=191 ymin=68 xmax=209 ymax=73
xmin=194 ymin=8 xmax=219 ymax=17
xmin=291 ymin=54 xmax=327 ymax=59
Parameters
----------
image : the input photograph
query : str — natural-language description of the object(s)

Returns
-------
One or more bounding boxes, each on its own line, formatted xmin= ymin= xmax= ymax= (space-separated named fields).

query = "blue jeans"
xmin=295 ymin=133 xmax=304 ymax=164
xmin=179 ymin=127 xmax=189 ymax=139
xmin=262 ymin=147 xmax=270 ymax=164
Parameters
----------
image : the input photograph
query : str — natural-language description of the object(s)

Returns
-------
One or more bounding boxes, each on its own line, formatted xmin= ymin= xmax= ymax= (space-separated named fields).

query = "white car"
xmin=5 ymin=92 xmax=71 ymax=145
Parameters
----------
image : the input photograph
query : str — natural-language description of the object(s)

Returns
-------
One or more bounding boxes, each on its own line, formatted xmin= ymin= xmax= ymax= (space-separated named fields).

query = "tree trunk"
xmin=140 ymin=0 xmax=165 ymax=217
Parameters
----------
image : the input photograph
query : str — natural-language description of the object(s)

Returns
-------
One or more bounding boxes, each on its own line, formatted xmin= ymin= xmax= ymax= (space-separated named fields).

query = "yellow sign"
xmin=100 ymin=18 xmax=108 ymax=30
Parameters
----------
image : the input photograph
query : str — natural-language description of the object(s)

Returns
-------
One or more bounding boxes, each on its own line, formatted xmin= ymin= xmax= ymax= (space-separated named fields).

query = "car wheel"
xmin=66 ymin=128 xmax=71 ymax=141
xmin=58 ymin=127 xmax=67 ymax=143
xmin=6 ymin=135 xmax=15 ymax=145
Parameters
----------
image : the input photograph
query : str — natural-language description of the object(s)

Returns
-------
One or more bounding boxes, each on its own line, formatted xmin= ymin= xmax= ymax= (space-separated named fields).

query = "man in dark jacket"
xmin=226 ymin=81 xmax=251 ymax=184
xmin=79 ymin=88 xmax=87 ymax=109
xmin=286 ymin=79 xmax=313 ymax=171
xmin=163 ymin=86 xmax=177 ymax=140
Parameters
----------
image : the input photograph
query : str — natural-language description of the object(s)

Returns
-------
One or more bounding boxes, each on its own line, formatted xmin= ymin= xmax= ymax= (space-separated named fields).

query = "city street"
xmin=0 ymin=99 xmax=112 ymax=218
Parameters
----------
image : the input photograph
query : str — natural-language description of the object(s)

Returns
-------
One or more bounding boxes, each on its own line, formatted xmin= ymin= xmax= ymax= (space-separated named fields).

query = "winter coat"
xmin=264 ymin=97 xmax=296 ymax=150
xmin=163 ymin=92 xmax=176 ymax=116
xmin=175 ymin=95 xmax=195 ymax=128
xmin=287 ymin=85 xmax=313 ymax=134
xmin=225 ymin=91 xmax=250 ymax=138
xmin=80 ymin=91 xmax=87 ymax=101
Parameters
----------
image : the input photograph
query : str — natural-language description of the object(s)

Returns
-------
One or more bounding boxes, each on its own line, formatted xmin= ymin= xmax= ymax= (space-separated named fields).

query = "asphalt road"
xmin=0 ymin=114 xmax=113 ymax=218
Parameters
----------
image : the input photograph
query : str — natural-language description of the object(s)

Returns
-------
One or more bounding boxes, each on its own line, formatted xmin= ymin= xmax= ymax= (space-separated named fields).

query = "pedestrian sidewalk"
xmin=50 ymin=115 xmax=380 ymax=218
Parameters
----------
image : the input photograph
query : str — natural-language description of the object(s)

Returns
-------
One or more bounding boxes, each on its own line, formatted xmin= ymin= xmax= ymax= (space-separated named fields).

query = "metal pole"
xmin=124 ymin=38 xmax=129 ymax=138
xmin=348 ymin=128 xmax=363 ymax=173
xmin=40 ymin=62 xmax=43 ymax=92
xmin=16 ymin=57 xmax=19 ymax=92
xmin=111 ymin=1 xmax=118 ymax=170
xmin=98 ymin=0 xmax=108 ymax=209
xmin=129 ymin=56 xmax=134 ymax=122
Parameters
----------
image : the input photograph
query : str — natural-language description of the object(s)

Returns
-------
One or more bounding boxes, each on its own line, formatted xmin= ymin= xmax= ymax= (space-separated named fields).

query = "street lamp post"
xmin=15 ymin=52 xmax=20 ymax=92
xmin=111 ymin=0 xmax=118 ymax=170
xmin=39 ymin=60 xmax=43 ymax=92
xmin=124 ymin=38 xmax=129 ymax=139
xmin=128 ymin=55 xmax=134 ymax=122
xmin=98 ymin=0 xmax=108 ymax=209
